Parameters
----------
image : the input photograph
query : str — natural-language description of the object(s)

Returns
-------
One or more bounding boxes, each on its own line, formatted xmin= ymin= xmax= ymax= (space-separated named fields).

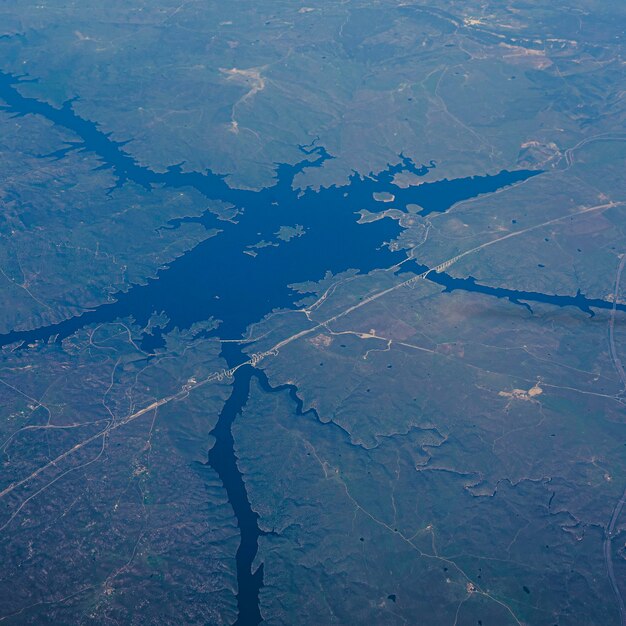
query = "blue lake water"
xmin=0 ymin=71 xmax=547 ymax=347
xmin=1 ymin=70 xmax=622 ymax=626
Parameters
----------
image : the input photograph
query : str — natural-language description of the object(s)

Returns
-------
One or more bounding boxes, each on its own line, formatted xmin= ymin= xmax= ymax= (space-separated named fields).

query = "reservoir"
xmin=1 ymin=69 xmax=619 ymax=626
